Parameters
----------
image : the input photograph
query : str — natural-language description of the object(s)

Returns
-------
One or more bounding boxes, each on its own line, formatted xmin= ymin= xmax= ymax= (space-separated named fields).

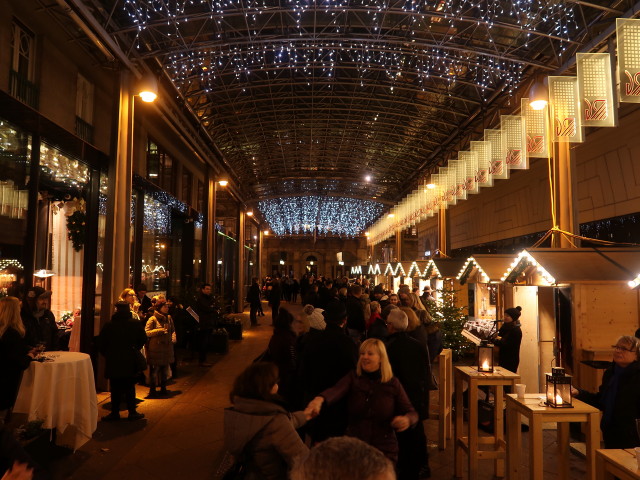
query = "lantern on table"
xmin=545 ymin=367 xmax=573 ymax=408
xmin=477 ymin=340 xmax=494 ymax=373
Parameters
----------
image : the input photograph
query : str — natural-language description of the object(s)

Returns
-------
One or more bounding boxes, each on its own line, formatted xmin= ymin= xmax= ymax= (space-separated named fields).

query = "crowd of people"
xmin=225 ymin=277 xmax=443 ymax=480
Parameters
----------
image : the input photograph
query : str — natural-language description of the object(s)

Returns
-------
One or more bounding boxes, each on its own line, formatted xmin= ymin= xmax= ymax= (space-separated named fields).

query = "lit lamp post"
xmin=545 ymin=367 xmax=573 ymax=408
xmin=477 ymin=340 xmax=495 ymax=373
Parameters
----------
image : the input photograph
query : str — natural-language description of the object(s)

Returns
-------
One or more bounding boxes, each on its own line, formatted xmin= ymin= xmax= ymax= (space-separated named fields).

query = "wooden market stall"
xmin=501 ymin=247 xmax=640 ymax=394
xmin=425 ymin=258 xmax=468 ymax=309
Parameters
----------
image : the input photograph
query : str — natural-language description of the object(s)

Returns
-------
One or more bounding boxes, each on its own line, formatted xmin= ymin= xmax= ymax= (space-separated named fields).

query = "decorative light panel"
xmin=521 ymin=98 xmax=550 ymax=159
xmin=450 ymin=160 xmax=467 ymax=201
xmin=549 ymin=76 xmax=583 ymax=143
xmin=501 ymin=115 xmax=528 ymax=170
xmin=258 ymin=196 xmax=383 ymax=237
xmin=471 ymin=141 xmax=493 ymax=188
xmin=616 ymin=19 xmax=640 ymax=104
xmin=576 ymin=53 xmax=617 ymax=127
xmin=460 ymin=151 xmax=479 ymax=195
xmin=485 ymin=129 xmax=509 ymax=180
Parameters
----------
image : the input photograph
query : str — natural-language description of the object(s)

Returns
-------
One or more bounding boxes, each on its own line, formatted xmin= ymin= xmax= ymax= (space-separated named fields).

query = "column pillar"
xmin=236 ymin=209 xmax=246 ymax=313
xmin=438 ymin=205 xmax=448 ymax=256
xmin=395 ymin=229 xmax=402 ymax=262
xmin=552 ymin=142 xmax=579 ymax=248
xmin=258 ymin=228 xmax=264 ymax=282
xmin=204 ymin=169 xmax=216 ymax=284
xmin=101 ymin=72 xmax=134 ymax=328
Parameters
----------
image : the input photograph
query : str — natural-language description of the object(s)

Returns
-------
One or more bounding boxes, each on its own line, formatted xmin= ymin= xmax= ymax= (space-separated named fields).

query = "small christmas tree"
xmin=429 ymin=282 xmax=473 ymax=360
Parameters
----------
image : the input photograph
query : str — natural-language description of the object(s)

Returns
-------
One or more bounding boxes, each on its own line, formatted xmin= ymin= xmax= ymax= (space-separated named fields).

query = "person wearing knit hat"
xmin=493 ymin=306 xmax=523 ymax=374
xmin=303 ymin=304 xmax=326 ymax=331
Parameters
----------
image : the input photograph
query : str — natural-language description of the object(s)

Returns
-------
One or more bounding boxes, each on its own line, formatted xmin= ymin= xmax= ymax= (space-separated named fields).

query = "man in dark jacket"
xmin=21 ymin=287 xmax=58 ymax=351
xmin=135 ymin=283 xmax=152 ymax=321
xmin=297 ymin=301 xmax=358 ymax=442
xmin=247 ymin=277 xmax=262 ymax=326
xmin=345 ymin=285 xmax=366 ymax=340
xmin=385 ymin=308 xmax=431 ymax=480
xmin=195 ymin=283 xmax=218 ymax=367
xmin=269 ymin=278 xmax=282 ymax=321
xmin=99 ymin=301 xmax=147 ymax=421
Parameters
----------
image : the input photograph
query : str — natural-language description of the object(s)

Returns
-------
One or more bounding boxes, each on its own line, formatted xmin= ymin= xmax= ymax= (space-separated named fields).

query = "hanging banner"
xmin=501 ymin=115 xmax=528 ymax=170
xmin=470 ymin=140 xmax=493 ymax=188
xmin=617 ymin=18 xmax=640 ymax=103
xmin=485 ymin=129 xmax=509 ymax=180
xmin=521 ymin=98 xmax=550 ymax=159
xmin=549 ymin=76 xmax=584 ymax=143
xmin=577 ymin=53 xmax=617 ymax=127
xmin=459 ymin=151 xmax=479 ymax=194
xmin=450 ymin=159 xmax=468 ymax=201
xmin=430 ymin=173 xmax=446 ymax=210
xmin=439 ymin=167 xmax=457 ymax=206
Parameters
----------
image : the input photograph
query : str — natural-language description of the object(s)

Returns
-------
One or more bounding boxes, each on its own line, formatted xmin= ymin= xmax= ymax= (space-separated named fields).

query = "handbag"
xmin=134 ymin=348 xmax=147 ymax=372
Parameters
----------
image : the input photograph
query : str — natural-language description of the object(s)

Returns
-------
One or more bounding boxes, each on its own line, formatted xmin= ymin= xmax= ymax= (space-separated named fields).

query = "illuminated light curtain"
xmin=460 ymin=151 xmax=479 ymax=194
xmin=485 ymin=129 xmax=509 ymax=180
xmin=431 ymin=173 xmax=447 ymax=210
xmin=451 ymin=160 xmax=467 ymax=201
xmin=521 ymin=98 xmax=550 ymax=159
xmin=439 ymin=167 xmax=457 ymax=206
xmin=577 ymin=53 xmax=617 ymax=127
xmin=549 ymin=76 xmax=584 ymax=143
xmin=471 ymin=141 xmax=493 ymax=188
xmin=616 ymin=18 xmax=640 ymax=103
xmin=501 ymin=115 xmax=528 ymax=170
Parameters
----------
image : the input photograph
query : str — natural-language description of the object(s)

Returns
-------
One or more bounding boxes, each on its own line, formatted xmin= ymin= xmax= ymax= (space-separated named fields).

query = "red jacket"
xmin=320 ymin=370 xmax=418 ymax=462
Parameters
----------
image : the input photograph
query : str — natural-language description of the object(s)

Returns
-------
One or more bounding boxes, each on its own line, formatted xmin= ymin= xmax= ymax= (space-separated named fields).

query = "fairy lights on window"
xmin=258 ymin=196 xmax=383 ymax=237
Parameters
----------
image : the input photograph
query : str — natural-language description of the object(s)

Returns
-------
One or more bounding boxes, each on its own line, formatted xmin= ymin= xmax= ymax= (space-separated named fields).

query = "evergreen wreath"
xmin=66 ymin=210 xmax=87 ymax=251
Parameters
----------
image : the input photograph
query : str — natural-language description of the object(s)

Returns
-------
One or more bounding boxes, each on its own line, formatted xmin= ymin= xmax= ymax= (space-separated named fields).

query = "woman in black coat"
xmin=99 ymin=301 xmax=147 ymax=421
xmin=493 ymin=306 xmax=522 ymax=373
xmin=0 ymin=297 xmax=35 ymax=421
xmin=267 ymin=308 xmax=298 ymax=407
xmin=577 ymin=335 xmax=640 ymax=448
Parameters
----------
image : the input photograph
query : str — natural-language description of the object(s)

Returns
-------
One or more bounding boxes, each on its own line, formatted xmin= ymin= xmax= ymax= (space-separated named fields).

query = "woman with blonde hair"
xmin=306 ymin=338 xmax=417 ymax=462
xmin=119 ymin=287 xmax=141 ymax=321
xmin=0 ymin=297 xmax=36 ymax=422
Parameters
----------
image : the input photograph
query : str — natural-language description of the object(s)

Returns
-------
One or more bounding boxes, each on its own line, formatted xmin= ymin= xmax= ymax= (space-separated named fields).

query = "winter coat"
xmin=320 ymin=370 xmax=418 ymax=462
xmin=224 ymin=397 xmax=308 ymax=480
xmin=578 ymin=360 xmax=640 ymax=448
xmin=367 ymin=317 xmax=388 ymax=341
xmin=267 ymin=328 xmax=298 ymax=405
xmin=247 ymin=283 xmax=262 ymax=305
xmin=0 ymin=328 xmax=32 ymax=410
xmin=20 ymin=307 xmax=58 ymax=351
xmin=493 ymin=320 xmax=522 ymax=373
xmin=196 ymin=293 xmax=218 ymax=329
xmin=145 ymin=311 xmax=176 ymax=366
xmin=99 ymin=310 xmax=148 ymax=379
xmin=345 ymin=295 xmax=366 ymax=334
xmin=386 ymin=332 xmax=430 ymax=419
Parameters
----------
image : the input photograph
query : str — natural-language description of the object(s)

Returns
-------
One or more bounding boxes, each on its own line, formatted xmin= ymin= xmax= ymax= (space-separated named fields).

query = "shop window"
xmin=197 ymin=179 xmax=204 ymax=213
xmin=146 ymin=140 xmax=176 ymax=195
xmin=75 ymin=74 xmax=94 ymax=143
xmin=182 ymin=168 xmax=193 ymax=206
xmin=36 ymin=143 xmax=90 ymax=323
xmin=141 ymin=195 xmax=171 ymax=293
xmin=0 ymin=119 xmax=31 ymax=296
xmin=10 ymin=20 xmax=38 ymax=109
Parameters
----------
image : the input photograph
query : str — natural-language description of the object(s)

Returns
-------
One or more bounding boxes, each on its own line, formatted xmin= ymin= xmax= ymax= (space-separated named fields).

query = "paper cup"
xmin=635 ymin=447 xmax=640 ymax=469
xmin=515 ymin=384 xmax=526 ymax=399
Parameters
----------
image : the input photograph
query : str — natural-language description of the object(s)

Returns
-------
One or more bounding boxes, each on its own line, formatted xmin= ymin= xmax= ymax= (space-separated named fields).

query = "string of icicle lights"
xmin=123 ymin=1 xmax=577 ymax=95
xmin=258 ymin=196 xmax=383 ymax=237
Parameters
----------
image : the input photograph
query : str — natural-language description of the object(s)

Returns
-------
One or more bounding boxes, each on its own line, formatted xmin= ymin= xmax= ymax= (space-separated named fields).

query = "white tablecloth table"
xmin=14 ymin=351 xmax=98 ymax=450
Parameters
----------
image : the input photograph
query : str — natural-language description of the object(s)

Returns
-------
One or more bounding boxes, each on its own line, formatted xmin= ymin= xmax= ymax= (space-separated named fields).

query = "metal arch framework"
xmin=61 ymin=0 xmax=634 ymax=233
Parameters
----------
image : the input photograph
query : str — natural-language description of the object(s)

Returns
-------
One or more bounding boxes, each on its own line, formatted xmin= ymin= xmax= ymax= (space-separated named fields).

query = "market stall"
xmin=501 ymin=247 xmax=640 ymax=393
xmin=425 ymin=258 xmax=468 ymax=307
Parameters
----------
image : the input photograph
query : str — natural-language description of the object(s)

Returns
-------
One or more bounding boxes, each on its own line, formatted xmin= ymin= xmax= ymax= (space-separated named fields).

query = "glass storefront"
xmin=36 ymin=142 xmax=90 ymax=323
xmin=0 ymin=119 xmax=30 ymax=295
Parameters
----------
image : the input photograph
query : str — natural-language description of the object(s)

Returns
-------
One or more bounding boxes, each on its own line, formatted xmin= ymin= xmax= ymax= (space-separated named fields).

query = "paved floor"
xmin=13 ymin=301 xmax=590 ymax=479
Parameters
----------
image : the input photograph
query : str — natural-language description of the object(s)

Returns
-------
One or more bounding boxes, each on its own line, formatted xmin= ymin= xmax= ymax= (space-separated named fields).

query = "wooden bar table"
xmin=596 ymin=449 xmax=640 ymax=480
xmin=506 ymin=394 xmax=600 ymax=480
xmin=454 ymin=366 xmax=520 ymax=479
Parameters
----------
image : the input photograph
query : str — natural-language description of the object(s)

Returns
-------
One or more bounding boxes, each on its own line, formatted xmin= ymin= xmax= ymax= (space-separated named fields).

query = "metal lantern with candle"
xmin=477 ymin=340 xmax=495 ymax=373
xmin=545 ymin=367 xmax=573 ymax=408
